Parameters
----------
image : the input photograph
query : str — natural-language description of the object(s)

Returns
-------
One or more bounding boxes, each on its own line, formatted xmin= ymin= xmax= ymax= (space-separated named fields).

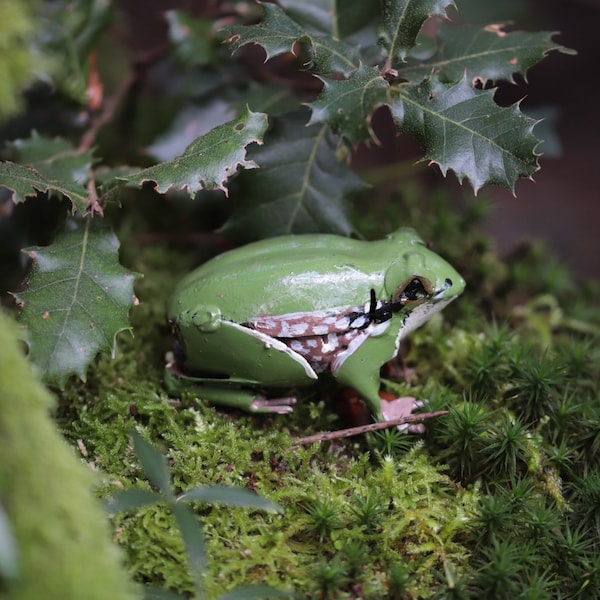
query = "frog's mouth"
xmin=363 ymin=276 xmax=443 ymax=325
xmin=398 ymin=296 xmax=455 ymax=341
xmin=432 ymin=277 xmax=456 ymax=300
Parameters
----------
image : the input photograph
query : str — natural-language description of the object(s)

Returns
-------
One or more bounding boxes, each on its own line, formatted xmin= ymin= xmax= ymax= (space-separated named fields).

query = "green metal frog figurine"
xmin=165 ymin=228 xmax=464 ymax=423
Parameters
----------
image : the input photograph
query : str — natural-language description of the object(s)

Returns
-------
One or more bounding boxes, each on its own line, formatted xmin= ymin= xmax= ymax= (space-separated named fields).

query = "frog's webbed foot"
xmin=250 ymin=396 xmax=297 ymax=414
xmin=380 ymin=397 xmax=426 ymax=433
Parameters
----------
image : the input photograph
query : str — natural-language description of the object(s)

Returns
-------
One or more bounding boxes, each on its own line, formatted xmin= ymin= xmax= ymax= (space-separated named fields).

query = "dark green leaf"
xmin=9 ymin=132 xmax=95 ymax=203
xmin=131 ymin=433 xmax=174 ymax=498
xmin=258 ymin=0 xmax=363 ymax=74
xmin=218 ymin=585 xmax=294 ymax=600
xmin=224 ymin=112 xmax=363 ymax=237
xmin=276 ymin=0 xmax=336 ymax=36
xmin=147 ymin=102 xmax=236 ymax=163
xmin=309 ymin=35 xmax=360 ymax=76
xmin=10 ymin=132 xmax=91 ymax=173
xmin=178 ymin=485 xmax=281 ymax=512
xmin=400 ymin=24 xmax=576 ymax=84
xmin=171 ymin=503 xmax=208 ymax=576
xmin=13 ymin=216 xmax=141 ymax=387
xmin=122 ymin=107 xmax=268 ymax=196
xmin=226 ymin=2 xmax=358 ymax=76
xmin=336 ymin=2 xmax=381 ymax=40
xmin=390 ymin=75 xmax=540 ymax=193
xmin=278 ymin=0 xmax=380 ymax=39
xmin=165 ymin=10 xmax=216 ymax=67
xmin=243 ymin=83 xmax=301 ymax=117
xmin=105 ymin=489 xmax=163 ymax=514
xmin=380 ymin=0 xmax=455 ymax=63
xmin=0 ymin=160 xmax=89 ymax=213
xmin=226 ymin=2 xmax=306 ymax=61
xmin=307 ymin=64 xmax=389 ymax=145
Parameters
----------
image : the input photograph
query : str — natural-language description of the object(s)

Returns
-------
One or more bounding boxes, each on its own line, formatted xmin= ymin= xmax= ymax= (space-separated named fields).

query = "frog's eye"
xmin=393 ymin=276 xmax=434 ymax=306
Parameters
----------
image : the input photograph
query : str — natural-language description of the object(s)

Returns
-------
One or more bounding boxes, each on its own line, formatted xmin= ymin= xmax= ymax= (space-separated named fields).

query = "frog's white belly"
xmin=394 ymin=298 xmax=454 ymax=353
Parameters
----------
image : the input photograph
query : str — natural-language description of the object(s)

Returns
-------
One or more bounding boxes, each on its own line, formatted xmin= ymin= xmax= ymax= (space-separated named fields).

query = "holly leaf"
xmin=224 ymin=112 xmax=363 ymax=237
xmin=0 ymin=160 xmax=89 ymax=213
xmin=9 ymin=132 xmax=95 ymax=201
xmin=276 ymin=0 xmax=340 ymax=36
xmin=400 ymin=24 xmax=577 ymax=84
xmin=13 ymin=216 xmax=141 ymax=387
xmin=390 ymin=75 xmax=540 ymax=193
xmin=1 ymin=133 xmax=95 ymax=214
xmin=307 ymin=64 xmax=390 ymax=145
xmin=121 ymin=107 xmax=268 ymax=196
xmin=226 ymin=2 xmax=306 ymax=61
xmin=278 ymin=0 xmax=380 ymax=39
xmin=380 ymin=0 xmax=455 ymax=63
xmin=225 ymin=2 xmax=359 ymax=76
xmin=309 ymin=35 xmax=360 ymax=76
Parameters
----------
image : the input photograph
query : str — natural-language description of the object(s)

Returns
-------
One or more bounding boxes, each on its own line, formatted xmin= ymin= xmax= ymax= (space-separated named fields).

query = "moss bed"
xmin=5 ymin=194 xmax=600 ymax=599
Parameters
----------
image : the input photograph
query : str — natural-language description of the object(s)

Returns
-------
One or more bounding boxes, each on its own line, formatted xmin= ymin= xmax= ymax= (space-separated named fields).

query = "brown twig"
xmin=78 ymin=70 xmax=137 ymax=154
xmin=291 ymin=410 xmax=448 ymax=446
xmin=77 ymin=44 xmax=168 ymax=154
xmin=86 ymin=176 xmax=104 ymax=216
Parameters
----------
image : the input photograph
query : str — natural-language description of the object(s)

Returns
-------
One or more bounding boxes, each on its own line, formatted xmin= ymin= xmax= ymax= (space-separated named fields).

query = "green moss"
xmin=114 ymin=506 xmax=194 ymax=595
xmin=52 ymin=240 xmax=479 ymax=596
xmin=30 ymin=196 xmax=600 ymax=598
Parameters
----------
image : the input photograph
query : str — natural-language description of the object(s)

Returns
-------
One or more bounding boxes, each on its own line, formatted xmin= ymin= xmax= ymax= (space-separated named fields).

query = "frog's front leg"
xmin=332 ymin=325 xmax=424 ymax=430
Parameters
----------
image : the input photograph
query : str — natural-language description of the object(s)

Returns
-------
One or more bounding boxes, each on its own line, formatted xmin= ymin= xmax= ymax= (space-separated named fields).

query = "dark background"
xmin=477 ymin=0 xmax=600 ymax=281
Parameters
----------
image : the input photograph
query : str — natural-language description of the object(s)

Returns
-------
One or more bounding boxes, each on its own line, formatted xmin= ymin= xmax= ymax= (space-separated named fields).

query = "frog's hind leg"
xmin=165 ymin=362 xmax=297 ymax=414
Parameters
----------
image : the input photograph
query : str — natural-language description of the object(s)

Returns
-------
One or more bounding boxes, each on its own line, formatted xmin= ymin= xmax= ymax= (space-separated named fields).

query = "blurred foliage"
xmin=0 ymin=0 xmax=36 ymax=119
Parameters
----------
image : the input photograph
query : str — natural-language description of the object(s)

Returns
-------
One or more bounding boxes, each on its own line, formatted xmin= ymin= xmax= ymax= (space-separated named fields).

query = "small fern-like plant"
xmin=107 ymin=433 xmax=288 ymax=600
